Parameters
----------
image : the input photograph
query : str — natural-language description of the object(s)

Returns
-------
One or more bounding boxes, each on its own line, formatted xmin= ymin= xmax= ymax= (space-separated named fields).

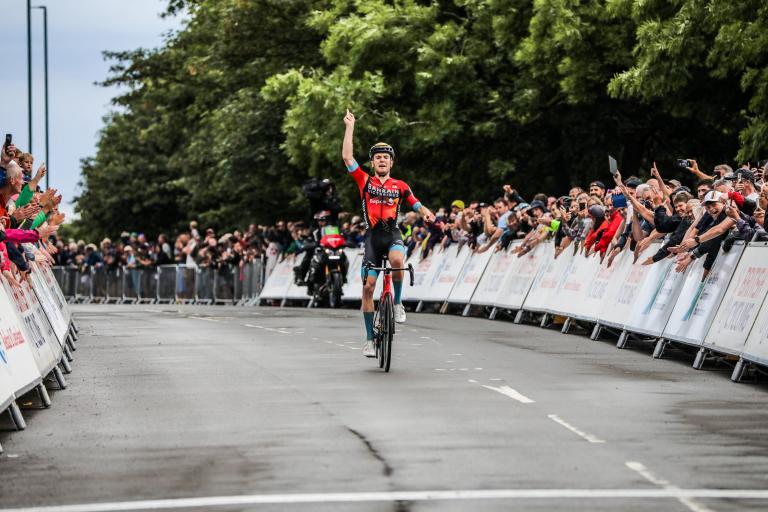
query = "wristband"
xmin=694 ymin=235 xmax=700 ymax=244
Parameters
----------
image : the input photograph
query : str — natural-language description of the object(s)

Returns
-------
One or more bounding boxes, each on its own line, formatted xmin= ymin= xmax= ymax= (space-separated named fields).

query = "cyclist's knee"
xmin=362 ymin=280 xmax=376 ymax=296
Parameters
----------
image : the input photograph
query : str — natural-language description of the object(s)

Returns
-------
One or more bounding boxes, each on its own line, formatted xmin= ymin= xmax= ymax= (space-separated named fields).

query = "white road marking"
xmin=547 ymin=414 xmax=604 ymax=443
xmin=187 ymin=316 xmax=219 ymax=323
xmin=451 ymin=353 xmax=463 ymax=356
xmin=489 ymin=378 xmax=502 ymax=381
xmin=336 ymin=344 xmax=346 ymax=348
xmin=434 ymin=368 xmax=447 ymax=371
xmin=244 ymin=324 xmax=263 ymax=329
xmin=474 ymin=367 xmax=483 ymax=370
xmin=626 ymin=462 xmax=715 ymax=512
xmin=5 ymin=489 xmax=768 ymax=511
xmin=468 ymin=379 xmax=478 ymax=383
xmin=482 ymin=385 xmax=535 ymax=404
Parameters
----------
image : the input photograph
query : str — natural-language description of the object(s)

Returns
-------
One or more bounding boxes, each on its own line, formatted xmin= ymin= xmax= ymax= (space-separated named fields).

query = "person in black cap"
xmin=732 ymin=167 xmax=759 ymax=203
xmin=589 ymin=181 xmax=606 ymax=199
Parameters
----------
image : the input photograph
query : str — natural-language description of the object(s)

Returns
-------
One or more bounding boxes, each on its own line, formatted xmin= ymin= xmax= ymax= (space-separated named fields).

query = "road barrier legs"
xmin=561 ymin=317 xmax=572 ymax=334
xmin=513 ymin=310 xmax=524 ymax=324
xmin=616 ymin=330 xmax=629 ymax=349
xmin=67 ymin=332 xmax=77 ymax=352
xmin=731 ymin=358 xmax=748 ymax=382
xmin=652 ymin=338 xmax=668 ymax=359
xmin=8 ymin=402 xmax=27 ymax=430
xmin=692 ymin=348 xmax=708 ymax=370
xmin=59 ymin=355 xmax=72 ymax=375
xmin=590 ymin=323 xmax=601 ymax=340
xmin=37 ymin=383 xmax=51 ymax=408
xmin=64 ymin=344 xmax=74 ymax=363
xmin=53 ymin=365 xmax=68 ymax=389
xmin=489 ymin=307 xmax=498 ymax=320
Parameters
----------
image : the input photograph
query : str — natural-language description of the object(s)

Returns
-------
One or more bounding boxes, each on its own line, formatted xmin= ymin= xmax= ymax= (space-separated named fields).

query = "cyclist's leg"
xmin=361 ymin=232 xmax=382 ymax=342
xmin=388 ymin=237 xmax=407 ymax=305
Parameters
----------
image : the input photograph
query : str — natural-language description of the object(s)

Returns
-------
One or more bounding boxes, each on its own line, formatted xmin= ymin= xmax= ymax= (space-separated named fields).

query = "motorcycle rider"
xmin=293 ymin=211 xmax=349 ymax=292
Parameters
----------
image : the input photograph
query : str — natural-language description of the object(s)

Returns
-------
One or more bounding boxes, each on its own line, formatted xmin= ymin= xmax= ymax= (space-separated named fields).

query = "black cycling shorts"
xmin=362 ymin=224 xmax=406 ymax=274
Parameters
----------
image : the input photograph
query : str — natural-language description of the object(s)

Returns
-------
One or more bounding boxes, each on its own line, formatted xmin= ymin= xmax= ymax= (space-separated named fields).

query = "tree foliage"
xmin=74 ymin=0 xmax=768 ymax=239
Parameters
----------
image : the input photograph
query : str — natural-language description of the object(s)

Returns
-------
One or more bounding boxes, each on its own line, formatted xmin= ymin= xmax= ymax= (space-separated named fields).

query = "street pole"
xmin=27 ymin=0 xmax=32 ymax=154
xmin=33 ymin=5 xmax=49 ymax=189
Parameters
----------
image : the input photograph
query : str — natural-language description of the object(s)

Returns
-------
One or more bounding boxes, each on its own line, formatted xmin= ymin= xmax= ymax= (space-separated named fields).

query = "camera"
xmin=676 ymin=159 xmax=692 ymax=169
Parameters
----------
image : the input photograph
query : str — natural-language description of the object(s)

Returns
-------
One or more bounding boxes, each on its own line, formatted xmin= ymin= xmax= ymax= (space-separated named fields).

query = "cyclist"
xmin=342 ymin=109 xmax=435 ymax=357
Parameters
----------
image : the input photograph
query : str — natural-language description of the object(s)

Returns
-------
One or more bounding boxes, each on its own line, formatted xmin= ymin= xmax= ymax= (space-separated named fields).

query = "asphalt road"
xmin=1 ymin=304 xmax=768 ymax=512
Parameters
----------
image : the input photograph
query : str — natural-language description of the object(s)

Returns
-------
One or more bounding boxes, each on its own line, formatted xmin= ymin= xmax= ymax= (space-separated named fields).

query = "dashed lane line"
xmin=482 ymin=384 xmax=536 ymax=404
xmin=547 ymin=414 xmax=605 ymax=444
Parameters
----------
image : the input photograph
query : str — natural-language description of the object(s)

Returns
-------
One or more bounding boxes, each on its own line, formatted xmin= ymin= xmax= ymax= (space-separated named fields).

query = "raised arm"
xmin=342 ymin=109 xmax=356 ymax=168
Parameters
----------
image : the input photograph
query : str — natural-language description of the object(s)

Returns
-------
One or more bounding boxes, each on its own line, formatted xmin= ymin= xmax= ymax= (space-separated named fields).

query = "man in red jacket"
xmin=585 ymin=193 xmax=627 ymax=259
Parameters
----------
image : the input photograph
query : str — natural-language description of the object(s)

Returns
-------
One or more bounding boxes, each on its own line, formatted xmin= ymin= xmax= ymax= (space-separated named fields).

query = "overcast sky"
xmin=0 ymin=0 xmax=184 ymax=218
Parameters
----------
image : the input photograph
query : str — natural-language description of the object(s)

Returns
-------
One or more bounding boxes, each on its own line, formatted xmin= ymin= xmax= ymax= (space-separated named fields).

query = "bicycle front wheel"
xmin=383 ymin=295 xmax=394 ymax=372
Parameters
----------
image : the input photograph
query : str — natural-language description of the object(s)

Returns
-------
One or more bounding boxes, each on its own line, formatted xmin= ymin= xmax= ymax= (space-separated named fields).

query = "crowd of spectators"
xmin=62 ymin=159 xmax=768 ymax=286
xmin=0 ymin=138 xmax=63 ymax=287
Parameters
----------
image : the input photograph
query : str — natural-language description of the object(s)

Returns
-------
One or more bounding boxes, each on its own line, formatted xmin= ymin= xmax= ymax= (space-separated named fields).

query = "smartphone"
xmin=3 ymin=134 xmax=11 ymax=150
xmin=608 ymin=155 xmax=618 ymax=176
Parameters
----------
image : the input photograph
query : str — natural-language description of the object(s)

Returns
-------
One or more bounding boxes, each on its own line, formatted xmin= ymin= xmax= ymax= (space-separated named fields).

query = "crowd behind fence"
xmin=52 ymin=259 xmax=265 ymax=306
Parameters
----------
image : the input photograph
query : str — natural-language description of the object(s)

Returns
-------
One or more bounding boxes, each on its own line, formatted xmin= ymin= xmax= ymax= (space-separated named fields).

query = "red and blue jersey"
xmin=346 ymin=160 xmax=421 ymax=229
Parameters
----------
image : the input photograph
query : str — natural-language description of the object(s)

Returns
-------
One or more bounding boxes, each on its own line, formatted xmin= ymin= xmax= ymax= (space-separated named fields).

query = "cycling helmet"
xmin=369 ymin=142 xmax=395 ymax=162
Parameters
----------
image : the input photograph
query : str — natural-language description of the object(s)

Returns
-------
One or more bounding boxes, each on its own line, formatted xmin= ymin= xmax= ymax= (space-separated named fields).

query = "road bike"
xmin=364 ymin=257 xmax=415 ymax=372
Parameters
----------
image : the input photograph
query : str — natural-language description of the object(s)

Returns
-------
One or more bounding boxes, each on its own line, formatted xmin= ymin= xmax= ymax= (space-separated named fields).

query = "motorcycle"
xmin=308 ymin=232 xmax=347 ymax=308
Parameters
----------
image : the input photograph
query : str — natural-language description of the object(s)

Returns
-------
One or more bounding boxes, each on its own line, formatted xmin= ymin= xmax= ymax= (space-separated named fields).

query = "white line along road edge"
xmin=4 ymin=489 xmax=768 ymax=512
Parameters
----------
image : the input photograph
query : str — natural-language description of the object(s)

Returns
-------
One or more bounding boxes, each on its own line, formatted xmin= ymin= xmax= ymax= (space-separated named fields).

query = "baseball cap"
xmin=624 ymin=177 xmax=643 ymax=188
xmin=529 ymin=200 xmax=547 ymax=211
xmin=702 ymin=191 xmax=724 ymax=204
xmin=588 ymin=205 xmax=605 ymax=219
xmin=451 ymin=200 xmax=465 ymax=210
xmin=513 ymin=202 xmax=530 ymax=212
xmin=735 ymin=168 xmax=755 ymax=182
xmin=590 ymin=180 xmax=606 ymax=190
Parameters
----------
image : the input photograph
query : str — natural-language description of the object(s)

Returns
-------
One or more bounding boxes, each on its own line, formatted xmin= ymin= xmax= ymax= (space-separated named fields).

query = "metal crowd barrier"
xmin=52 ymin=260 xmax=266 ymax=306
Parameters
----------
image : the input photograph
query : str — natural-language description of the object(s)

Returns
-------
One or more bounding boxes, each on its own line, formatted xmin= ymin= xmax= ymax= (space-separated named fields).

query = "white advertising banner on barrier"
xmin=471 ymin=243 xmax=517 ymax=306
xmin=576 ymin=251 xmax=627 ymax=322
xmin=522 ymin=245 xmax=569 ymax=313
xmin=0 ymin=283 xmax=43 ymax=396
xmin=40 ymin=263 xmax=71 ymax=327
xmin=0 ymin=345 xmax=15 ymax=409
xmin=420 ymin=244 xmax=470 ymax=302
xmin=662 ymin=244 xmax=743 ymax=346
xmin=598 ymin=245 xmax=656 ymax=329
xmin=704 ymin=243 xmax=768 ymax=355
xmin=342 ymin=249 xmax=364 ymax=301
xmin=7 ymin=281 xmax=61 ymax=372
xmin=259 ymin=256 xmax=295 ymax=300
xmin=30 ymin=264 xmax=69 ymax=345
xmin=406 ymin=246 xmax=447 ymax=302
xmin=284 ymin=255 xmax=311 ymax=300
xmin=497 ymin=242 xmax=551 ymax=311
xmin=447 ymin=248 xmax=494 ymax=304
xmin=623 ymin=256 xmax=684 ymax=337
xmin=548 ymin=251 xmax=601 ymax=321
xmin=741 ymin=290 xmax=768 ymax=366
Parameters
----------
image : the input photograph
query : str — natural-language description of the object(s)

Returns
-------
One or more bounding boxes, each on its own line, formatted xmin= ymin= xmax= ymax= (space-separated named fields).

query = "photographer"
xmin=302 ymin=178 xmax=342 ymax=224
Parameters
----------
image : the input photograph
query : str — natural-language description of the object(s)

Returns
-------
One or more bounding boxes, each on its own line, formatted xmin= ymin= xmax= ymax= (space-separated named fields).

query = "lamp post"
xmin=32 ymin=5 xmax=49 ymax=189
xmin=27 ymin=0 xmax=32 ymax=154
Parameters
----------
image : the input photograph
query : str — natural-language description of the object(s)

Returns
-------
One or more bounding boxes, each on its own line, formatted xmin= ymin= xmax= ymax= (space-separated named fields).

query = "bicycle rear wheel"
xmin=383 ymin=295 xmax=394 ymax=372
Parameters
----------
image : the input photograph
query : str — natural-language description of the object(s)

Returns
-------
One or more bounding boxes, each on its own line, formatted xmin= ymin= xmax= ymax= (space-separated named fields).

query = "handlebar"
xmin=364 ymin=262 xmax=415 ymax=287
